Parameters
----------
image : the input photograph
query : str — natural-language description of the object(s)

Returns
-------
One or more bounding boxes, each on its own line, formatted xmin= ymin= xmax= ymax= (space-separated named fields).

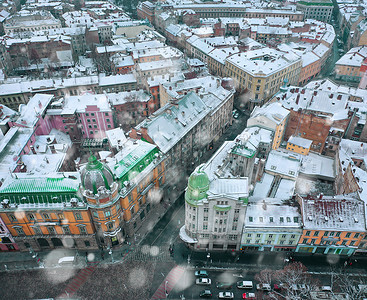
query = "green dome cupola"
xmin=185 ymin=164 xmax=210 ymax=205
xmin=81 ymin=155 xmax=114 ymax=195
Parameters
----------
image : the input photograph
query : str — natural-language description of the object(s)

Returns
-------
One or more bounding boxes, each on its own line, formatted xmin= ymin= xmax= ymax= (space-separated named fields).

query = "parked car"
xmin=217 ymin=282 xmax=232 ymax=289
xmin=256 ymin=283 xmax=271 ymax=291
xmin=321 ymin=286 xmax=332 ymax=292
xmin=218 ymin=291 xmax=234 ymax=299
xmin=199 ymin=289 xmax=212 ymax=298
xmin=242 ymin=292 xmax=256 ymax=299
xmin=237 ymin=281 xmax=254 ymax=289
xmin=273 ymin=283 xmax=285 ymax=291
xmin=195 ymin=270 xmax=209 ymax=277
xmin=196 ymin=278 xmax=211 ymax=285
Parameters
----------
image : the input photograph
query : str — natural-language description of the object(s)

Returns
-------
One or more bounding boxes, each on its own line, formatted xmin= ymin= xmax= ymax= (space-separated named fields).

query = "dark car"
xmin=199 ymin=289 xmax=212 ymax=298
xmin=216 ymin=282 xmax=232 ymax=289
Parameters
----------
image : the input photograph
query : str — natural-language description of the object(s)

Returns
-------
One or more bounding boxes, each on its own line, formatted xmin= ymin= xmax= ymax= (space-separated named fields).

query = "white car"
xmin=218 ymin=291 xmax=234 ymax=299
xmin=256 ymin=283 xmax=271 ymax=291
xmin=196 ymin=278 xmax=211 ymax=285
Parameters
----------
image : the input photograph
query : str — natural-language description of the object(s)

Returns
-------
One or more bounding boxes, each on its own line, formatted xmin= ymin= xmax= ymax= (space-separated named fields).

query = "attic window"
xmin=339 ymin=217 xmax=344 ymax=222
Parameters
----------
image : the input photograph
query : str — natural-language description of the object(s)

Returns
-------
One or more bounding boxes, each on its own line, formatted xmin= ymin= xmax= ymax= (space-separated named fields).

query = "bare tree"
xmin=331 ymin=267 xmax=367 ymax=299
xmin=255 ymin=262 xmax=320 ymax=300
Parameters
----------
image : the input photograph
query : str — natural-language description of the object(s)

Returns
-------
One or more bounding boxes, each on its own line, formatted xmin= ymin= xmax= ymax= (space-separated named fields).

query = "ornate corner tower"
xmin=81 ymin=155 xmax=124 ymax=248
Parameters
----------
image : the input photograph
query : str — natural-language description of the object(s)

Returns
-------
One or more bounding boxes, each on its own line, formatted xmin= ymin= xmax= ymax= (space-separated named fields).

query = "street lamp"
xmin=108 ymin=247 xmax=114 ymax=263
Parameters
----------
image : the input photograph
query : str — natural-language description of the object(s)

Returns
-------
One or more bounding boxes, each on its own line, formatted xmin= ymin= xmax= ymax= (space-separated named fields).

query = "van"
xmin=237 ymin=281 xmax=253 ymax=289
xmin=58 ymin=256 xmax=75 ymax=265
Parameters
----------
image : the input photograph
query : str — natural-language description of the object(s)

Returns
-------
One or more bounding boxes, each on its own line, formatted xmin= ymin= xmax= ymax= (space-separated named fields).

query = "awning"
xmin=179 ymin=225 xmax=198 ymax=244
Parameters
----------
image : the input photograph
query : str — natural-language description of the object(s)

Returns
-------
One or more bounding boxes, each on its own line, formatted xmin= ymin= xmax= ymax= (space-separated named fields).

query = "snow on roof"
xmin=98 ymin=73 xmax=136 ymax=86
xmin=59 ymin=93 xmax=111 ymax=114
xmin=107 ymin=90 xmax=150 ymax=105
xmin=226 ymin=47 xmax=301 ymax=76
xmin=276 ymin=85 xmax=349 ymax=117
xmin=253 ymin=173 xmax=295 ymax=199
xmin=300 ymin=152 xmax=335 ymax=180
xmin=105 ymin=127 xmax=127 ymax=148
xmin=288 ymin=136 xmax=312 ymax=149
xmin=15 ymin=94 xmax=53 ymax=128
xmin=245 ymin=197 xmax=301 ymax=228
xmin=248 ymin=102 xmax=290 ymax=129
xmin=301 ymin=195 xmax=366 ymax=231
xmin=265 ymin=149 xmax=301 ymax=179
xmin=136 ymin=92 xmax=210 ymax=154
xmin=20 ymin=153 xmax=65 ymax=174
xmin=336 ymin=46 xmax=367 ymax=67
xmin=138 ymin=59 xmax=173 ymax=72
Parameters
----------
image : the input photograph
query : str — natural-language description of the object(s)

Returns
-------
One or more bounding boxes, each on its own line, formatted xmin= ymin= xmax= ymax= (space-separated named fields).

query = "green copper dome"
xmin=185 ymin=165 xmax=209 ymax=205
xmin=81 ymin=155 xmax=114 ymax=195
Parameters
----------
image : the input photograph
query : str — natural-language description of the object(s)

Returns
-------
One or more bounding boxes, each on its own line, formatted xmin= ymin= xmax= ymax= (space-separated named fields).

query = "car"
xmin=233 ymin=112 xmax=239 ymax=119
xmin=218 ymin=291 xmax=234 ymax=299
xmin=256 ymin=283 xmax=271 ymax=291
xmin=199 ymin=289 xmax=212 ymax=298
xmin=196 ymin=278 xmax=212 ymax=285
xmin=242 ymin=292 xmax=256 ymax=299
xmin=273 ymin=283 xmax=285 ymax=291
xmin=237 ymin=281 xmax=253 ymax=289
xmin=321 ymin=286 xmax=332 ymax=292
xmin=217 ymin=282 xmax=232 ymax=289
xmin=195 ymin=270 xmax=209 ymax=277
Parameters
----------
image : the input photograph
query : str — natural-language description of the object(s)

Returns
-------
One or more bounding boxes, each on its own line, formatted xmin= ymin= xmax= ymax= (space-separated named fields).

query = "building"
xmin=130 ymin=88 xmax=234 ymax=193
xmin=286 ymin=136 xmax=313 ymax=155
xmin=4 ymin=10 xmax=61 ymax=35
xmin=296 ymin=0 xmax=333 ymax=23
xmin=225 ymin=48 xmax=302 ymax=109
xmin=247 ymin=102 xmax=290 ymax=150
xmin=296 ymin=195 xmax=366 ymax=256
xmin=241 ymin=198 xmax=302 ymax=252
xmin=335 ymin=46 xmax=367 ymax=83
xmin=181 ymin=147 xmax=248 ymax=251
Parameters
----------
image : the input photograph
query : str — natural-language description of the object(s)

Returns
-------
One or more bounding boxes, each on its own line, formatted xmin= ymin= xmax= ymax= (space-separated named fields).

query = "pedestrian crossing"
xmin=57 ymin=262 xmax=99 ymax=299
xmin=151 ymin=265 xmax=186 ymax=300
xmin=127 ymin=246 xmax=173 ymax=262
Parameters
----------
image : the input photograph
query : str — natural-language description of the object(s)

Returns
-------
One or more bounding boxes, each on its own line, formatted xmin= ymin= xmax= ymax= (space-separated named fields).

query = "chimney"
xmin=30 ymin=145 xmax=36 ymax=154
xmin=49 ymin=145 xmax=56 ymax=154
xmin=296 ymin=94 xmax=300 ymax=105
xmin=319 ymin=193 xmax=323 ymax=200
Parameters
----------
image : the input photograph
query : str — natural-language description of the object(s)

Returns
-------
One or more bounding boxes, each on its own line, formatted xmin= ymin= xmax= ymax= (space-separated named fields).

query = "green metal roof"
xmin=231 ymin=144 xmax=256 ymax=158
xmin=214 ymin=205 xmax=232 ymax=212
xmin=185 ymin=165 xmax=210 ymax=205
xmin=113 ymin=141 xmax=159 ymax=182
xmin=0 ymin=176 xmax=80 ymax=194
xmin=298 ymin=1 xmax=333 ymax=5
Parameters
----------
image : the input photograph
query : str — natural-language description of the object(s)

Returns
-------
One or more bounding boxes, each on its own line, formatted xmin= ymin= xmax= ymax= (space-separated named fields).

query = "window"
xmin=311 ymin=239 xmax=316 ymax=244
xmin=256 ymin=234 xmax=261 ymax=238
xmin=78 ymin=226 xmax=87 ymax=235
xmin=269 ymin=217 xmax=273 ymax=223
xmin=280 ymin=217 xmax=284 ymax=223
xmin=214 ymin=227 xmax=217 ymax=232
xmin=336 ymin=232 xmax=341 ymax=237
xmin=287 ymin=217 xmax=291 ymax=222
xmin=85 ymin=241 xmax=91 ymax=247
xmin=289 ymin=241 xmax=293 ymax=245
xmin=62 ymin=226 xmax=70 ymax=234
xmin=14 ymin=227 xmax=24 ymax=236
xmin=32 ymin=226 xmax=41 ymax=235
xmin=28 ymin=214 xmax=35 ymax=221
xmin=232 ymin=225 xmax=237 ymax=231
xmin=303 ymin=238 xmax=308 ymax=244
xmin=282 ymin=234 xmax=286 ymax=238
xmin=8 ymin=214 xmax=16 ymax=222
xmin=314 ymin=231 xmax=319 ymax=236
xmin=128 ymin=194 xmax=133 ymax=203
xmin=43 ymin=213 xmax=50 ymax=220
xmin=58 ymin=213 xmax=64 ymax=220
xmin=346 ymin=232 xmax=351 ymax=238
xmin=203 ymin=216 xmax=208 ymax=222
xmin=235 ymin=209 xmax=240 ymax=213
xmin=93 ymin=211 xmax=98 ymax=219
xmin=350 ymin=240 xmax=355 ymax=246
xmin=75 ymin=213 xmax=83 ymax=220
xmin=247 ymin=233 xmax=252 ymax=237
xmin=354 ymin=233 xmax=360 ymax=238
xmin=47 ymin=226 xmax=56 ymax=235
xmin=341 ymin=240 xmax=347 ymax=246
xmin=105 ymin=210 xmax=111 ymax=218
xmin=106 ymin=119 xmax=110 ymax=122
xmin=107 ymin=222 xmax=114 ymax=230
xmin=280 ymin=240 xmax=285 ymax=245
xmin=204 ymin=208 xmax=209 ymax=213
xmin=203 ymin=224 xmax=208 ymax=230
xmin=259 ymin=217 xmax=263 ymax=222
xmin=249 ymin=217 xmax=253 ymax=222
xmin=269 ymin=234 xmax=273 ymax=238
xmin=323 ymin=231 xmax=329 ymax=236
